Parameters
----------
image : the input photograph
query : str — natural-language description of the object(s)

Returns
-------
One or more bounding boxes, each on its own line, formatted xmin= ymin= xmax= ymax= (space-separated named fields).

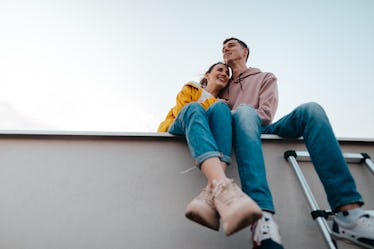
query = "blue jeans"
xmin=168 ymin=101 xmax=232 ymax=167
xmin=232 ymin=102 xmax=363 ymax=213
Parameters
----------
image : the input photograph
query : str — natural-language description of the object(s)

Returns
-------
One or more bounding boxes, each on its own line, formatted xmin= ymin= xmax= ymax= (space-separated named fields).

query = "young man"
xmin=220 ymin=37 xmax=374 ymax=249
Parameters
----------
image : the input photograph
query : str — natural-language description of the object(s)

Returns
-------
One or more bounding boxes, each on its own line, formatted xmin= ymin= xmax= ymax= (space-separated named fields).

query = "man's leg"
xmin=232 ymin=105 xmax=274 ymax=212
xmin=263 ymin=102 xmax=362 ymax=209
xmin=264 ymin=102 xmax=373 ymax=248
xmin=232 ymin=105 xmax=284 ymax=249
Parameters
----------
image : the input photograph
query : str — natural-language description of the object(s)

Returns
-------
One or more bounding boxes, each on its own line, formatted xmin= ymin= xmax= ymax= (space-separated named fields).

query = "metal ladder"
xmin=284 ymin=151 xmax=374 ymax=249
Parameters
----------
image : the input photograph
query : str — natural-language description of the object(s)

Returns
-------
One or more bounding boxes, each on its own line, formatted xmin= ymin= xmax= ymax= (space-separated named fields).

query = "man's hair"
xmin=223 ymin=37 xmax=250 ymax=62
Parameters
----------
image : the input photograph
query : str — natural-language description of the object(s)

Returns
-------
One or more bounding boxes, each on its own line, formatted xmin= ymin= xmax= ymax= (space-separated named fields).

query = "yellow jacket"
xmin=158 ymin=82 xmax=218 ymax=132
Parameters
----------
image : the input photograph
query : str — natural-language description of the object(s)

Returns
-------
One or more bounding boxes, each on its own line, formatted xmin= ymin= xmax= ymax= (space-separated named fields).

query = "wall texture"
xmin=0 ymin=132 xmax=373 ymax=249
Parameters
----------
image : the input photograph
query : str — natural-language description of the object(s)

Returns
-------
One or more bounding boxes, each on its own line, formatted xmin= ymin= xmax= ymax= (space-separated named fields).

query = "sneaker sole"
xmin=331 ymin=232 xmax=374 ymax=249
xmin=223 ymin=211 xmax=262 ymax=236
xmin=185 ymin=211 xmax=219 ymax=231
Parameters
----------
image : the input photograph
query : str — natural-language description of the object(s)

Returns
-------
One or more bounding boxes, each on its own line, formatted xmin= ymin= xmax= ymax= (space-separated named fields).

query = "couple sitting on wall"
xmin=158 ymin=37 xmax=374 ymax=249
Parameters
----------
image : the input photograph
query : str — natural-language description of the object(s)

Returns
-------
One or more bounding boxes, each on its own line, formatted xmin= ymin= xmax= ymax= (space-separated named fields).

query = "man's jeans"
xmin=232 ymin=102 xmax=363 ymax=213
xmin=168 ymin=101 xmax=232 ymax=167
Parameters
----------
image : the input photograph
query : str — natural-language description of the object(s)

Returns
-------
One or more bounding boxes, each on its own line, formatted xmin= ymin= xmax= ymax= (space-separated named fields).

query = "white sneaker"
xmin=251 ymin=214 xmax=284 ymax=249
xmin=332 ymin=210 xmax=374 ymax=249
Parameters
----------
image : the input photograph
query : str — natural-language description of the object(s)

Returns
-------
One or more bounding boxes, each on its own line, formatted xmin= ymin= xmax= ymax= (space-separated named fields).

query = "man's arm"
xmin=257 ymin=74 xmax=278 ymax=126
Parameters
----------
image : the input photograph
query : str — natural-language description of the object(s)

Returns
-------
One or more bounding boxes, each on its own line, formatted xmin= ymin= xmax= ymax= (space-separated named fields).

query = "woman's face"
xmin=206 ymin=64 xmax=230 ymax=90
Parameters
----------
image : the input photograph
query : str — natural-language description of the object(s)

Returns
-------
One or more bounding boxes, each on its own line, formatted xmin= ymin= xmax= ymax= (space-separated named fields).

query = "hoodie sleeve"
xmin=257 ymin=73 xmax=278 ymax=125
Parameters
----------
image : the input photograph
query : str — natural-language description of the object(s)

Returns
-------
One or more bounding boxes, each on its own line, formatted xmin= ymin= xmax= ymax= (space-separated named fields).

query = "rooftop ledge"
xmin=0 ymin=129 xmax=373 ymax=249
xmin=0 ymin=129 xmax=373 ymax=143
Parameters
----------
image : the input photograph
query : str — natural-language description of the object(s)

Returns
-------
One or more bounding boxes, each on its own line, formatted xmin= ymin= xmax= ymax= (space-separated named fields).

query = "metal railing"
xmin=284 ymin=150 xmax=374 ymax=249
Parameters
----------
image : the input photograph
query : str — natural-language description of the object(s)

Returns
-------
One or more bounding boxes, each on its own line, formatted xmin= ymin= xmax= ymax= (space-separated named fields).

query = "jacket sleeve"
xmin=172 ymin=85 xmax=194 ymax=117
xmin=257 ymin=73 xmax=278 ymax=126
xmin=157 ymin=85 xmax=194 ymax=132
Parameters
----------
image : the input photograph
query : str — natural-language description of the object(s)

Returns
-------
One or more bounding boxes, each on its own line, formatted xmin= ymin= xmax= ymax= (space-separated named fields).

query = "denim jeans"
xmin=168 ymin=101 xmax=232 ymax=167
xmin=232 ymin=102 xmax=363 ymax=213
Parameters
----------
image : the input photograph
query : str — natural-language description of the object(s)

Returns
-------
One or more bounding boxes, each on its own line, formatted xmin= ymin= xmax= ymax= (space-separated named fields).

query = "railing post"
xmin=284 ymin=150 xmax=338 ymax=249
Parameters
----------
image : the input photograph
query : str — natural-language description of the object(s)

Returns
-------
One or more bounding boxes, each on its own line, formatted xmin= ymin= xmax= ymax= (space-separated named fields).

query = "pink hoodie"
xmin=220 ymin=67 xmax=278 ymax=126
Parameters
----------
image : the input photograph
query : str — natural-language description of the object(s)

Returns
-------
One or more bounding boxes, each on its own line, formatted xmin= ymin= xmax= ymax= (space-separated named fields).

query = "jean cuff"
xmin=255 ymin=201 xmax=275 ymax=214
xmin=195 ymin=152 xmax=222 ymax=168
xmin=332 ymin=198 xmax=364 ymax=212
xmin=220 ymin=154 xmax=231 ymax=166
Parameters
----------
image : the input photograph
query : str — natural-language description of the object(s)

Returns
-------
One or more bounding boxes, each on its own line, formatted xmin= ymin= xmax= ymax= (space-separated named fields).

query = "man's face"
xmin=222 ymin=40 xmax=247 ymax=64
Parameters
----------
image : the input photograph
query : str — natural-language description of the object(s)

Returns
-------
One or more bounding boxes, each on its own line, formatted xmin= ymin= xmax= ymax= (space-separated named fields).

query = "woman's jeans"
xmin=232 ymin=102 xmax=363 ymax=213
xmin=168 ymin=102 xmax=232 ymax=167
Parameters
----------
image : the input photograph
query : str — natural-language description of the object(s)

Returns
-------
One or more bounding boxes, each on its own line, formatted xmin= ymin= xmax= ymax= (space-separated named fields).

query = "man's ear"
xmin=243 ymin=48 xmax=249 ymax=60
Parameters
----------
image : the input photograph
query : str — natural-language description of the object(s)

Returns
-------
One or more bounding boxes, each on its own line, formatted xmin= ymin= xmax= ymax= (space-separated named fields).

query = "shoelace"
xmin=252 ymin=217 xmax=282 ymax=246
xmin=197 ymin=187 xmax=215 ymax=207
xmin=180 ymin=166 xmax=196 ymax=174
xmin=213 ymin=179 xmax=242 ymax=205
xmin=358 ymin=213 xmax=373 ymax=228
xmin=253 ymin=219 xmax=270 ymax=240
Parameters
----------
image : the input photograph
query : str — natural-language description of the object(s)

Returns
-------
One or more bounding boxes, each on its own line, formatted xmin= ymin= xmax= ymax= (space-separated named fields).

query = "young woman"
xmin=158 ymin=62 xmax=262 ymax=236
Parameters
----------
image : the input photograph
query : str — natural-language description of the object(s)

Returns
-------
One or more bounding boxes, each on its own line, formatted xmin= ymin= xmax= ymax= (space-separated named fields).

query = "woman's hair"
xmin=199 ymin=62 xmax=230 ymax=87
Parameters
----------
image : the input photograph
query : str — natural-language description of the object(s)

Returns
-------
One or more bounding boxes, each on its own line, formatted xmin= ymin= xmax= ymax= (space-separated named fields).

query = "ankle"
xmin=336 ymin=203 xmax=361 ymax=212
xmin=211 ymin=178 xmax=229 ymax=188
xmin=209 ymin=177 xmax=227 ymax=185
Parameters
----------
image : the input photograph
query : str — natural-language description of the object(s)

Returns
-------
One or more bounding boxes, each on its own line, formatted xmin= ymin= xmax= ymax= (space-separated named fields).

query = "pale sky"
xmin=1 ymin=0 xmax=373 ymax=138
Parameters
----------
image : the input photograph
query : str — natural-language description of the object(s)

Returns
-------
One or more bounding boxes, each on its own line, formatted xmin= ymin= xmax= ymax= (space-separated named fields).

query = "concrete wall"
xmin=0 ymin=131 xmax=373 ymax=249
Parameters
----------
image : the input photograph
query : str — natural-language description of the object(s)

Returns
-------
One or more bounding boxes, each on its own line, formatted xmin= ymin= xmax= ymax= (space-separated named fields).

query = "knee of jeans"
xmin=233 ymin=105 xmax=259 ymax=121
xmin=207 ymin=101 xmax=231 ymax=115
xmin=232 ymin=105 xmax=261 ymax=132
xmin=297 ymin=102 xmax=327 ymax=121
xmin=182 ymin=102 xmax=205 ymax=117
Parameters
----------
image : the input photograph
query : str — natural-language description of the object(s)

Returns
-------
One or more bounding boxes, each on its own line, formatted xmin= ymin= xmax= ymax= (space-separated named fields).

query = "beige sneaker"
xmin=185 ymin=184 xmax=220 ymax=231
xmin=213 ymin=178 xmax=262 ymax=236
